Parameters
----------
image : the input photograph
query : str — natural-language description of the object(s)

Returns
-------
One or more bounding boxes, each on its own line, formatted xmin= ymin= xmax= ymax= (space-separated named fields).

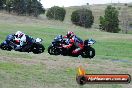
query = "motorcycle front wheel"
xmin=0 ymin=43 xmax=12 ymax=51
xmin=81 ymin=47 xmax=95 ymax=58
xmin=48 ymin=45 xmax=60 ymax=55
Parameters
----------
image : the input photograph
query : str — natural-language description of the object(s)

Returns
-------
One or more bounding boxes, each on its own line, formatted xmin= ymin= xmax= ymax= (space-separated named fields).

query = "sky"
xmin=41 ymin=0 xmax=132 ymax=8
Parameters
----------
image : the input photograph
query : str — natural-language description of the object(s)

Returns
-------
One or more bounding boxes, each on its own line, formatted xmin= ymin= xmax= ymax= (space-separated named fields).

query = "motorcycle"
xmin=81 ymin=39 xmax=96 ymax=58
xmin=0 ymin=34 xmax=14 ymax=51
xmin=0 ymin=34 xmax=45 ymax=54
xmin=48 ymin=35 xmax=67 ymax=55
xmin=48 ymin=35 xmax=96 ymax=58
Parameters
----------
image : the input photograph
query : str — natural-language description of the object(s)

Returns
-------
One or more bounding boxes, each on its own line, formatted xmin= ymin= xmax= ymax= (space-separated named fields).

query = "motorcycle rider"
xmin=14 ymin=31 xmax=33 ymax=51
xmin=62 ymin=31 xmax=84 ymax=54
xmin=14 ymin=31 xmax=25 ymax=50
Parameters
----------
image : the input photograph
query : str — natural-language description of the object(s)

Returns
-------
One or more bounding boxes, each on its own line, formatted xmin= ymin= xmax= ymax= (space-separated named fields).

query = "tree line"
xmin=0 ymin=0 xmax=121 ymax=33
xmin=46 ymin=5 xmax=120 ymax=33
xmin=0 ymin=0 xmax=45 ymax=17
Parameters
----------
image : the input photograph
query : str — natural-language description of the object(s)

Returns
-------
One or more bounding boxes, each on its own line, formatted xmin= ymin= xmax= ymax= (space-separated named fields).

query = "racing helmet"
xmin=67 ymin=31 xmax=75 ymax=38
xmin=15 ymin=31 xmax=24 ymax=38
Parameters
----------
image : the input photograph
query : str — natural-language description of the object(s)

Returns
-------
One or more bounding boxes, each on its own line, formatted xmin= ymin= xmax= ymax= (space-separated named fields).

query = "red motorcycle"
xmin=48 ymin=35 xmax=96 ymax=58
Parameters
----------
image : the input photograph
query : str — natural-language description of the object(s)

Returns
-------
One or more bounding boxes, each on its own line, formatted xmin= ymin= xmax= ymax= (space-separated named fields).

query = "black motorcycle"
xmin=48 ymin=35 xmax=96 ymax=58
xmin=0 ymin=34 xmax=45 ymax=54
xmin=48 ymin=35 xmax=67 ymax=55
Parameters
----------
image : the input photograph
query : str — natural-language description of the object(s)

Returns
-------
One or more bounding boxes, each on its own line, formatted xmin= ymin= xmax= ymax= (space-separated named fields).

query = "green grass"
xmin=0 ymin=61 xmax=127 ymax=88
xmin=0 ymin=23 xmax=132 ymax=59
xmin=0 ymin=15 xmax=132 ymax=88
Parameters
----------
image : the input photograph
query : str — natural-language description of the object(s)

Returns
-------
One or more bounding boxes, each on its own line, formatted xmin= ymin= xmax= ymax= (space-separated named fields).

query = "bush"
xmin=46 ymin=6 xmax=66 ymax=21
xmin=71 ymin=9 xmax=94 ymax=28
xmin=124 ymin=3 xmax=128 ymax=6
xmin=129 ymin=23 xmax=132 ymax=26
xmin=117 ymin=7 xmax=121 ymax=10
xmin=99 ymin=5 xmax=120 ymax=33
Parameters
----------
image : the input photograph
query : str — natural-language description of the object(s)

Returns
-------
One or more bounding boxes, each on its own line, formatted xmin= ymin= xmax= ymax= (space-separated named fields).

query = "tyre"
xmin=81 ymin=47 xmax=95 ymax=58
xmin=32 ymin=44 xmax=45 ymax=54
xmin=48 ymin=45 xmax=60 ymax=55
xmin=0 ymin=43 xmax=12 ymax=51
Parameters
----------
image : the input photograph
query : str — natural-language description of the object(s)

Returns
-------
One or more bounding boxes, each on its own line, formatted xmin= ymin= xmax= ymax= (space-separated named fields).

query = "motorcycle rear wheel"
xmin=32 ymin=44 xmax=45 ymax=54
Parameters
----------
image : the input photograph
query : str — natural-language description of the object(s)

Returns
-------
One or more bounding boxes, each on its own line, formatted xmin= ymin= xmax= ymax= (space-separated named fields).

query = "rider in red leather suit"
xmin=63 ymin=31 xmax=84 ymax=54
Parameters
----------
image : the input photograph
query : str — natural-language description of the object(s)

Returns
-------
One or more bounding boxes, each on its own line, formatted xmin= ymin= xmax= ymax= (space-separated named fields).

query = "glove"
xmin=63 ymin=45 xmax=68 ymax=48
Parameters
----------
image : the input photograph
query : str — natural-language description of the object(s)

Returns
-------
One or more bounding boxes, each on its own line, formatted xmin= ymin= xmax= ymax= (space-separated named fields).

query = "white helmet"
xmin=15 ymin=31 xmax=24 ymax=38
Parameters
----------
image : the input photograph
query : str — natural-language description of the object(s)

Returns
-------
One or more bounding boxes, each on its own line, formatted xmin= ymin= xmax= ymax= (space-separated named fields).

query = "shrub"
xmin=129 ymin=23 xmax=132 ymax=26
xmin=99 ymin=5 xmax=120 ymax=33
xmin=71 ymin=9 xmax=94 ymax=28
xmin=46 ymin=6 xmax=66 ymax=21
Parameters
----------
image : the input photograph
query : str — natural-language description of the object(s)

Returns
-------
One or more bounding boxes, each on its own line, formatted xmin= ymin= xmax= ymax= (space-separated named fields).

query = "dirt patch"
xmin=0 ymin=53 xmax=132 ymax=88
xmin=0 ymin=53 xmax=132 ymax=74
xmin=0 ymin=56 xmax=40 ymax=65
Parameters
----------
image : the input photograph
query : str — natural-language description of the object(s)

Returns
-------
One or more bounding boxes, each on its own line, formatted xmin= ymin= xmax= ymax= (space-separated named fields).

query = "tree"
xmin=12 ymin=0 xmax=27 ymax=15
xmin=5 ymin=0 xmax=14 ymax=13
xmin=99 ymin=5 xmax=120 ymax=33
xmin=0 ymin=0 xmax=4 ymax=9
xmin=1 ymin=0 xmax=45 ymax=17
xmin=71 ymin=9 xmax=94 ymax=28
xmin=30 ymin=0 xmax=45 ymax=17
xmin=46 ymin=6 xmax=66 ymax=21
